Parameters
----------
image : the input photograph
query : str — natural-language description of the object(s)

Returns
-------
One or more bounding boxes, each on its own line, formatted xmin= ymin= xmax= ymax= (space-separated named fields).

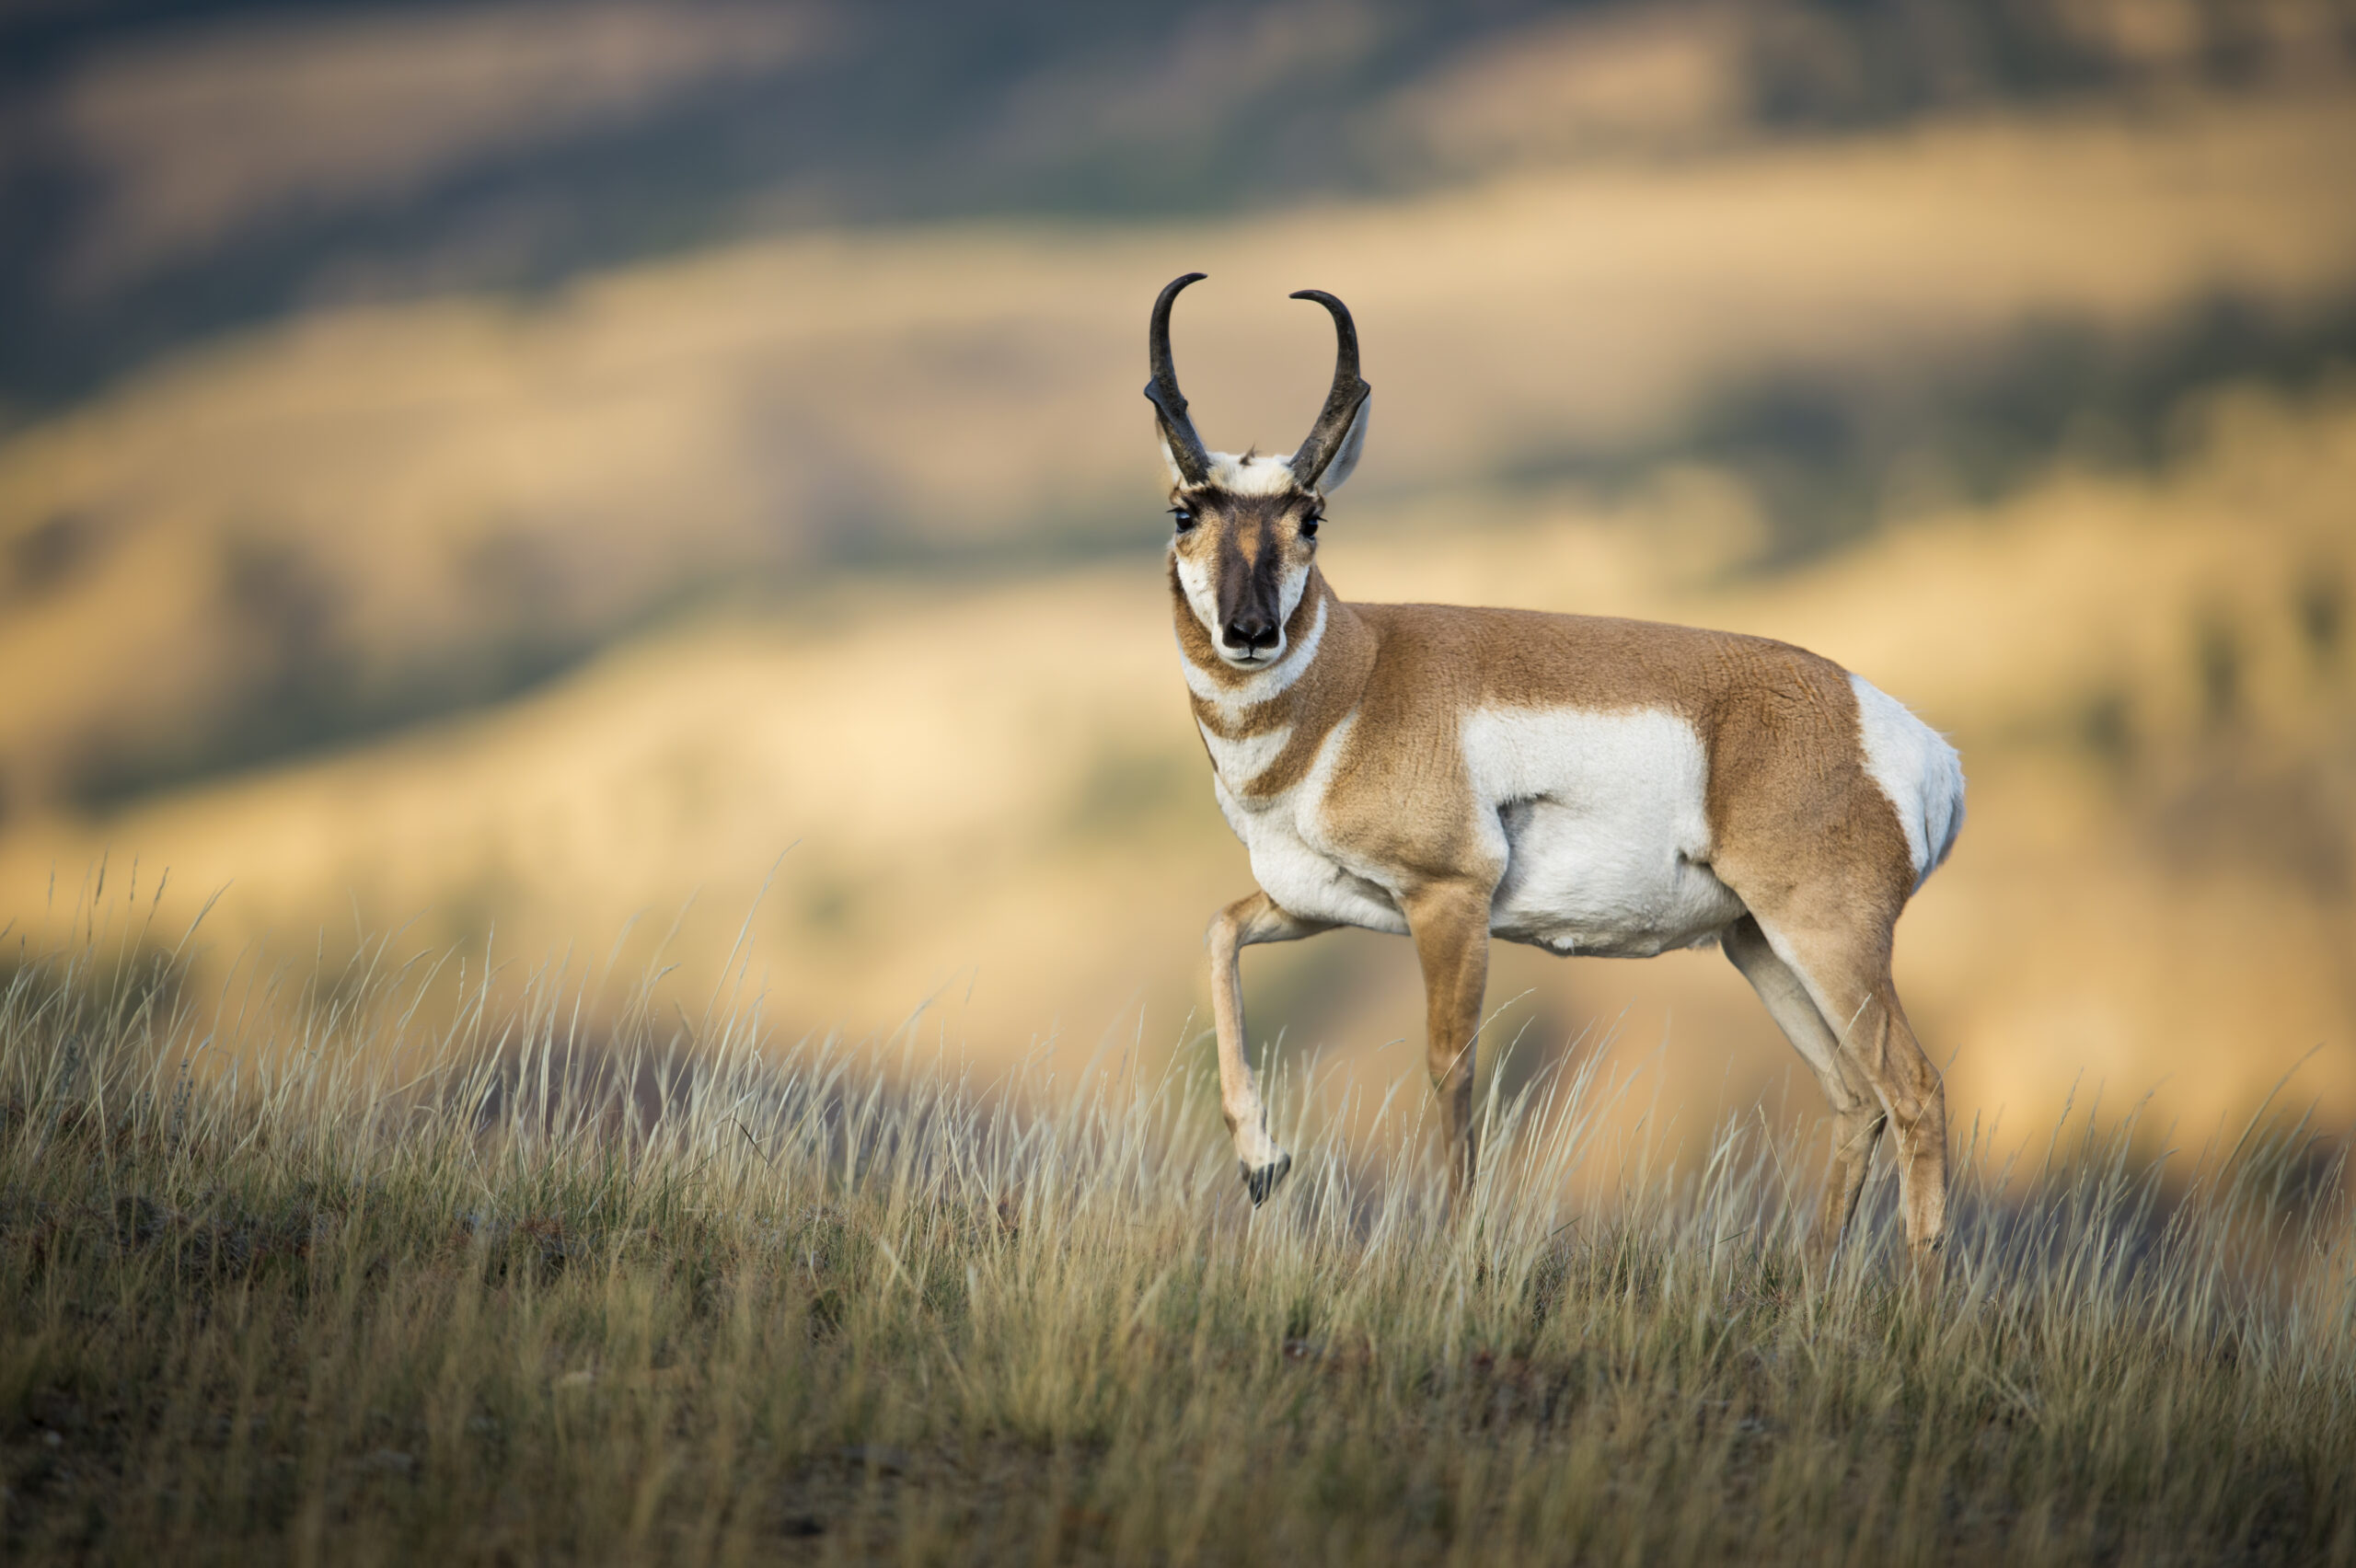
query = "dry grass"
xmin=2 ymin=902 xmax=2350 ymax=1565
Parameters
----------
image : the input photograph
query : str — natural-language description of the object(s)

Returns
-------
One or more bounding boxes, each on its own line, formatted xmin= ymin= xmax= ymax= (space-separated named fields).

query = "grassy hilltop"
xmin=3 ymin=6 xmax=2353 ymax=1559
xmin=1 ymin=918 xmax=2350 ymax=1565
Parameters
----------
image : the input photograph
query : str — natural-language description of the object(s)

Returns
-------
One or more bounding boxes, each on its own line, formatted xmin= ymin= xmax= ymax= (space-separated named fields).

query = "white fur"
xmin=1848 ymin=673 xmax=1966 ymax=888
xmin=1210 ymin=712 xmax=1411 ymax=935
xmin=1198 ymin=698 xmax=1750 ymax=953
xmin=1207 ymin=451 xmax=1300 ymax=494
xmin=1179 ymin=594 xmax=1328 ymax=711
xmin=1464 ymin=706 xmax=1745 ymax=957
xmin=1161 ymin=436 xmax=1364 ymax=499
xmin=1172 ymin=549 xmax=1219 ymax=637
xmin=1161 ymin=443 xmax=1328 ymax=669
xmin=1171 ymin=534 xmax=1317 ymax=670
xmin=1160 ymin=439 xmax=1303 ymax=495
xmin=1197 ymin=720 xmax=1293 ymax=790
xmin=1266 ymin=554 xmax=1312 ymax=661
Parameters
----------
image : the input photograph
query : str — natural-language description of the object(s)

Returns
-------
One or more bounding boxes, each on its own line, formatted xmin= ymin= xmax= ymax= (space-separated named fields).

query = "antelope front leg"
xmin=1207 ymin=892 xmax=1332 ymax=1205
xmin=1402 ymin=882 xmax=1493 ymax=1202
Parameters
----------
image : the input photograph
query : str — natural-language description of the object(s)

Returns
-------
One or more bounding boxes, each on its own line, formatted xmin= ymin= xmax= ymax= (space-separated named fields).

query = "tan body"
xmin=1144 ymin=275 xmax=1961 ymax=1269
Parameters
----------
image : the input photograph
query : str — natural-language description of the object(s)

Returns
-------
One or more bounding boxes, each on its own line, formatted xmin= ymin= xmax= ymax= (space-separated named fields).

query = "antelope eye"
xmin=1170 ymin=506 xmax=1195 ymax=532
xmin=1299 ymin=513 xmax=1322 ymax=539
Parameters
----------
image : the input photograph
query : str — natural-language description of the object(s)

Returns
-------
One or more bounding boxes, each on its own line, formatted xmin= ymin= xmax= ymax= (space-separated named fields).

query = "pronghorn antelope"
xmin=1148 ymin=273 xmax=1965 ymax=1267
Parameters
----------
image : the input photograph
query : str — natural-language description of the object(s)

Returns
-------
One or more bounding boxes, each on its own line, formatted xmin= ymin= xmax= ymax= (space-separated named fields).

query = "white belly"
xmin=1467 ymin=706 xmax=1744 ymax=957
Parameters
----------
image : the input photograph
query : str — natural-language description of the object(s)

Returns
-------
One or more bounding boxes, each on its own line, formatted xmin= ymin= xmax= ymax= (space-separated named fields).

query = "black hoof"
xmin=1241 ymin=1153 xmax=1293 ymax=1206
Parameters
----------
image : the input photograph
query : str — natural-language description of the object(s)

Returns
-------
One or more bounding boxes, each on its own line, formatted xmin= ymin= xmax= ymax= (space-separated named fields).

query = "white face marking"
xmin=1172 ymin=548 xmax=1221 ymax=639
xmin=1254 ymin=555 xmax=1311 ymax=666
xmin=1177 ymin=594 xmax=1327 ymax=707
xmin=1848 ymin=673 xmax=1966 ymax=888
xmin=1168 ymin=450 xmax=1318 ymax=668
xmin=1462 ymin=706 xmax=1744 ymax=958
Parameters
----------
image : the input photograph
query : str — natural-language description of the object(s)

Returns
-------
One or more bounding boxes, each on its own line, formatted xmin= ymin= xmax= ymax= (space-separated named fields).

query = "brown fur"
xmin=1171 ymin=488 xmax=1952 ymax=1275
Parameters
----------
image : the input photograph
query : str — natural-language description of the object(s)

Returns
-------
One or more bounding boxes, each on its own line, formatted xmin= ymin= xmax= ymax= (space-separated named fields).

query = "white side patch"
xmin=1848 ymin=673 xmax=1966 ymax=888
xmin=1463 ymin=706 xmax=1743 ymax=958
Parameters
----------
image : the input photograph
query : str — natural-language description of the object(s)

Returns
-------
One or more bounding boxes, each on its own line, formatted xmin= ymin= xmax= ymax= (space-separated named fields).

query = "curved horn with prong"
xmin=1152 ymin=275 xmax=1960 ymax=1266
xmin=1288 ymin=288 xmax=1371 ymax=489
xmin=1146 ymin=272 xmax=1213 ymax=487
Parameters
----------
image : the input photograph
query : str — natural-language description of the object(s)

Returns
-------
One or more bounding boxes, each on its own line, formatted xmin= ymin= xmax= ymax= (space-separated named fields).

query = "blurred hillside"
xmin=8 ymin=377 xmax=2350 ymax=1159
xmin=6 ymin=92 xmax=2355 ymax=813
xmin=1 ymin=0 xmax=2352 ymax=1162
xmin=5 ymin=0 xmax=2351 ymax=413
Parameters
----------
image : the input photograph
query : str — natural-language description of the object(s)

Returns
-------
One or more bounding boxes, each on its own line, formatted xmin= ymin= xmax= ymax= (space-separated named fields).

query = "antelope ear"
xmin=1307 ymin=394 xmax=1369 ymax=494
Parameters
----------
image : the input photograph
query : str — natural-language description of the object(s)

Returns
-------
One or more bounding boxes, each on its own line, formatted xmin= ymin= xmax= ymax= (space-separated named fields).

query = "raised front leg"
xmin=1207 ymin=892 xmax=1332 ymax=1205
xmin=1400 ymin=882 xmax=1493 ymax=1201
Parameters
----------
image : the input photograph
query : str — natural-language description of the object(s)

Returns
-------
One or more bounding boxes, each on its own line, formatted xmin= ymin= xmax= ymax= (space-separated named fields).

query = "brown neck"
xmin=1172 ymin=565 xmax=1376 ymax=795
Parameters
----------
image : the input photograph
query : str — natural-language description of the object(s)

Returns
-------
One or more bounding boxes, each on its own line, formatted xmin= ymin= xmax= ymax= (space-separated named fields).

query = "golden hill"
xmin=8 ymin=374 xmax=2349 ymax=1163
xmin=3 ymin=90 xmax=2353 ymax=812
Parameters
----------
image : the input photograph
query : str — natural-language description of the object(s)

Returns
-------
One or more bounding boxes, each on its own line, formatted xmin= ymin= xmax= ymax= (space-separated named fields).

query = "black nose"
xmin=1223 ymin=611 xmax=1277 ymax=653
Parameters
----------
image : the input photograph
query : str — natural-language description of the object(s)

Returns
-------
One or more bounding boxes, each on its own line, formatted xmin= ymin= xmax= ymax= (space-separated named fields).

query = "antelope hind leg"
xmin=1831 ymin=971 xmax=1947 ymax=1285
xmin=1207 ymin=892 xmax=1331 ymax=1205
xmin=1722 ymin=917 xmax=1887 ymax=1274
xmin=1750 ymin=917 xmax=1951 ymax=1278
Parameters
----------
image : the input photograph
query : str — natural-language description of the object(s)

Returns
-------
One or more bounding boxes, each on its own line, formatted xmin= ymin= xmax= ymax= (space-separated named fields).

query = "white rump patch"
xmin=1849 ymin=673 xmax=1966 ymax=888
xmin=1463 ymin=706 xmax=1743 ymax=958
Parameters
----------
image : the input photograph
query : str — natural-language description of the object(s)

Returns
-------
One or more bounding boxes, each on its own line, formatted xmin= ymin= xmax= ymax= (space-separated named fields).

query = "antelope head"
xmin=1148 ymin=272 xmax=1371 ymax=670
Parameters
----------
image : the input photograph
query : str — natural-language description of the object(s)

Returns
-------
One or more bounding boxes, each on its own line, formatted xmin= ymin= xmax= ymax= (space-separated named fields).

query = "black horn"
xmin=1288 ymin=288 xmax=1371 ymax=489
xmin=1146 ymin=272 xmax=1214 ymax=487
